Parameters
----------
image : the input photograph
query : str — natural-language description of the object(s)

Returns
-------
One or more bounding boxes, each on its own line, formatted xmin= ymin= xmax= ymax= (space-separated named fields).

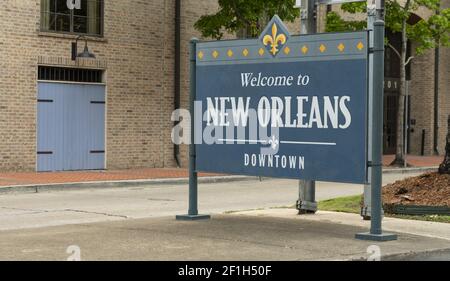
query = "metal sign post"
xmin=296 ymin=0 xmax=318 ymax=215
xmin=361 ymin=1 xmax=377 ymax=220
xmin=355 ymin=17 xmax=397 ymax=241
xmin=176 ymin=38 xmax=211 ymax=221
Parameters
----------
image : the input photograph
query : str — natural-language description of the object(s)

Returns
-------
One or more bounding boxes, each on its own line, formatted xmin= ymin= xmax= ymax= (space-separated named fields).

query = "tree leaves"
xmin=325 ymin=1 xmax=450 ymax=55
xmin=194 ymin=0 xmax=300 ymax=40
xmin=325 ymin=11 xmax=366 ymax=32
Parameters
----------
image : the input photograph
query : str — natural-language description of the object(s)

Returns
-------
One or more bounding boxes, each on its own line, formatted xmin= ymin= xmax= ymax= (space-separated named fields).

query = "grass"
xmin=318 ymin=195 xmax=450 ymax=224
xmin=318 ymin=195 xmax=362 ymax=214
xmin=388 ymin=214 xmax=450 ymax=223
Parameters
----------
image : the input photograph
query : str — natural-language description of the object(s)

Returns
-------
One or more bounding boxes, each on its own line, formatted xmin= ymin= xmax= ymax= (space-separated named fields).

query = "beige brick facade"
xmin=0 ymin=0 xmax=223 ymax=171
xmin=0 ymin=0 xmax=448 ymax=172
xmin=397 ymin=0 xmax=450 ymax=156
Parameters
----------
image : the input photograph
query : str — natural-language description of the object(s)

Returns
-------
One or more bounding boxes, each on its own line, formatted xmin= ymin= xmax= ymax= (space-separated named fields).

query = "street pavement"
xmin=0 ymin=213 xmax=448 ymax=261
xmin=1 ymin=171 xmax=448 ymax=261
xmin=0 ymin=172 xmax=419 ymax=231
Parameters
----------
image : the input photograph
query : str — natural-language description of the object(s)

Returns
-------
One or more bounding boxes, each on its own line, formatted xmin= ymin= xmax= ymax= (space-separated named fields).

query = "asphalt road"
xmin=0 ymin=172 xmax=420 ymax=231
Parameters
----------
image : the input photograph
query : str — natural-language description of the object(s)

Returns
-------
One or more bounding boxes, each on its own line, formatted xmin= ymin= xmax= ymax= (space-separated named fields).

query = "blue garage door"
xmin=37 ymin=82 xmax=105 ymax=172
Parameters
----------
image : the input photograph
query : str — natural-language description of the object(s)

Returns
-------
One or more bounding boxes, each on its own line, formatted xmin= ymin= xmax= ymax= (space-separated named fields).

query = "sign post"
xmin=361 ymin=0 xmax=377 ymax=220
xmin=176 ymin=39 xmax=211 ymax=221
xmin=295 ymin=0 xmax=318 ymax=215
xmin=355 ymin=19 xmax=397 ymax=241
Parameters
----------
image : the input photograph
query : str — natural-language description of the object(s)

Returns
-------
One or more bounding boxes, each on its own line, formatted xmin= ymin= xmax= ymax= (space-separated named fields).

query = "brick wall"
xmin=409 ymin=47 xmax=435 ymax=155
xmin=0 ymin=0 xmax=223 ymax=171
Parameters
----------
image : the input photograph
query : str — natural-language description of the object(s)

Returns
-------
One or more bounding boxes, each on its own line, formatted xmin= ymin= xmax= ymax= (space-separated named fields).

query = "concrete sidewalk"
xmin=0 ymin=155 xmax=441 ymax=192
xmin=0 ymin=213 xmax=448 ymax=261
xmin=236 ymin=209 xmax=450 ymax=241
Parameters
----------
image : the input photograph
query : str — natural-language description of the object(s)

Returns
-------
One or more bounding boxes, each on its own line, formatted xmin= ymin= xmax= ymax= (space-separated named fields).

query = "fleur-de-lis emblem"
xmin=268 ymin=135 xmax=279 ymax=150
xmin=263 ymin=23 xmax=287 ymax=57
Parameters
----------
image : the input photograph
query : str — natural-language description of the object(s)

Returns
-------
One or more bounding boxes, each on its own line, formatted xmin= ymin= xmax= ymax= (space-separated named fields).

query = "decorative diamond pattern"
xmin=301 ymin=45 xmax=308 ymax=54
xmin=258 ymin=48 xmax=265 ymax=56
xmin=357 ymin=42 xmax=364 ymax=50
xmin=283 ymin=46 xmax=291 ymax=55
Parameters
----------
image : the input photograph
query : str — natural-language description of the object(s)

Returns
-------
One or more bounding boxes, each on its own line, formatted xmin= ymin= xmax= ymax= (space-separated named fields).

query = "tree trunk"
xmin=439 ymin=115 xmax=450 ymax=174
xmin=392 ymin=17 xmax=408 ymax=166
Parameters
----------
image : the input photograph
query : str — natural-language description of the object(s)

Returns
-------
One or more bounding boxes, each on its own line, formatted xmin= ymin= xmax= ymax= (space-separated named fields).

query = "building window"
xmin=41 ymin=0 xmax=103 ymax=36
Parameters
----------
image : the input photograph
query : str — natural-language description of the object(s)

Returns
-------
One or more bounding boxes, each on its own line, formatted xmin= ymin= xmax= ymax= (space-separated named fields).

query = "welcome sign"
xmin=195 ymin=16 xmax=369 ymax=184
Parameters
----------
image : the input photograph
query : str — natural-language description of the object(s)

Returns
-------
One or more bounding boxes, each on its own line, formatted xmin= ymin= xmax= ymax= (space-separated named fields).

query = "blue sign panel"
xmin=195 ymin=16 xmax=368 ymax=184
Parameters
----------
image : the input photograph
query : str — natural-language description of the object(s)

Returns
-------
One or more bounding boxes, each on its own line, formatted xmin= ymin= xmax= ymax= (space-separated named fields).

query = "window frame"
xmin=40 ymin=0 xmax=104 ymax=37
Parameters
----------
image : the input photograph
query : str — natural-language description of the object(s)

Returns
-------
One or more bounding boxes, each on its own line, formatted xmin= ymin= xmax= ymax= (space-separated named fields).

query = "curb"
xmin=0 ymin=175 xmax=260 ymax=195
xmin=0 ymin=166 xmax=437 ymax=195
xmin=351 ymin=247 xmax=450 ymax=261
xmin=382 ymin=166 xmax=438 ymax=174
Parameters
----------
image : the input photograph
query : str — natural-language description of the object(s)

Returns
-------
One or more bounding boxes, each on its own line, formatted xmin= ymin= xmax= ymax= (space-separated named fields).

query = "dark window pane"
xmin=49 ymin=0 xmax=56 ymax=13
xmin=56 ymin=0 xmax=71 ymax=14
xmin=74 ymin=0 xmax=88 ymax=16
xmin=55 ymin=14 xmax=70 ymax=32
xmin=74 ymin=16 xmax=88 ymax=33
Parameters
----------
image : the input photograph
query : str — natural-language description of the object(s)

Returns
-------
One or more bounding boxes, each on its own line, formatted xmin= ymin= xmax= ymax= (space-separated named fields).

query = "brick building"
xmin=0 ymin=0 xmax=221 ymax=171
xmin=326 ymin=1 xmax=450 ymax=157
xmin=0 ymin=0 xmax=448 ymax=172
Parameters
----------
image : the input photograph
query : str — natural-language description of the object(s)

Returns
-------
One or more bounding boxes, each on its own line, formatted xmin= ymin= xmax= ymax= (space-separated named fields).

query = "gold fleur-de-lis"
xmin=263 ymin=23 xmax=287 ymax=56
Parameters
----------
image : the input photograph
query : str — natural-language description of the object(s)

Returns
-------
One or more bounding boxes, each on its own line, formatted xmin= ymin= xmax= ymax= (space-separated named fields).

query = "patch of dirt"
xmin=383 ymin=172 xmax=450 ymax=206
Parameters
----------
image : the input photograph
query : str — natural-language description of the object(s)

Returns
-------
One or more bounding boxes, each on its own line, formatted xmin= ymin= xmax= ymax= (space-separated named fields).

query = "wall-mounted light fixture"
xmin=71 ymin=36 xmax=96 ymax=61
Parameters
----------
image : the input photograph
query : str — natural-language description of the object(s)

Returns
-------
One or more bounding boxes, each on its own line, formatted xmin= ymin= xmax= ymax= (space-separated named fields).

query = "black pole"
xmin=71 ymin=42 xmax=77 ymax=61
xmin=173 ymin=0 xmax=182 ymax=167
xmin=434 ymin=46 xmax=440 ymax=155
xmin=422 ymin=129 xmax=426 ymax=156
xmin=433 ymin=4 xmax=441 ymax=155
